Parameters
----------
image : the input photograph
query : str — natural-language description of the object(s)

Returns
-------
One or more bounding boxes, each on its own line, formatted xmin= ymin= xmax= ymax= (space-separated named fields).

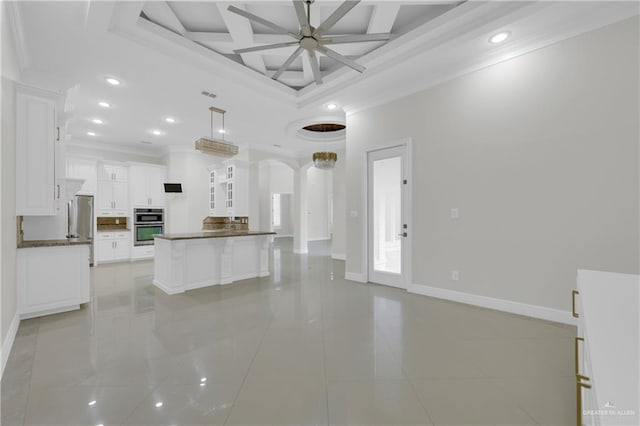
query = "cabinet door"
xmin=16 ymin=92 xmax=57 ymax=215
xmin=97 ymin=181 xmax=114 ymax=214
xmin=98 ymin=164 xmax=113 ymax=181
xmin=112 ymin=166 xmax=128 ymax=182
xmin=112 ymin=181 xmax=129 ymax=215
xmin=113 ymin=238 xmax=131 ymax=260
xmin=129 ymin=166 xmax=149 ymax=206
xmin=96 ymin=239 xmax=114 ymax=262
xmin=147 ymin=167 xmax=166 ymax=206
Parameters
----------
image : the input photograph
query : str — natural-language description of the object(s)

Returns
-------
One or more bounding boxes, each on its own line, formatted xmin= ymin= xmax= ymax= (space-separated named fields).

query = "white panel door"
xmin=367 ymin=145 xmax=409 ymax=288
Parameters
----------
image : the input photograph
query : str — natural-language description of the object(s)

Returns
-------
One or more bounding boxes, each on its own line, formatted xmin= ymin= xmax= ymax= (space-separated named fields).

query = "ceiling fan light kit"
xmin=228 ymin=0 xmax=392 ymax=85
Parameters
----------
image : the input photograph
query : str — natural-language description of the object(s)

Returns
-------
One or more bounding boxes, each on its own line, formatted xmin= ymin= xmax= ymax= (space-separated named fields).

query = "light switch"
xmin=450 ymin=208 xmax=459 ymax=220
xmin=451 ymin=270 xmax=459 ymax=281
xmin=350 ymin=210 xmax=358 ymax=218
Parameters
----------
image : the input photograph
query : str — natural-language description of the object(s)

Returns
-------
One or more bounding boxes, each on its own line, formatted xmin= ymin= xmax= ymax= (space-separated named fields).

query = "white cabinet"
xmin=575 ymin=270 xmax=640 ymax=426
xmin=130 ymin=164 xmax=166 ymax=207
xmin=214 ymin=162 xmax=249 ymax=216
xmin=17 ymin=244 xmax=90 ymax=319
xmin=98 ymin=162 xmax=129 ymax=216
xmin=96 ymin=231 xmax=131 ymax=263
xmin=66 ymin=157 xmax=97 ymax=195
xmin=99 ymin=164 xmax=128 ymax=182
xmin=16 ymin=87 xmax=59 ymax=216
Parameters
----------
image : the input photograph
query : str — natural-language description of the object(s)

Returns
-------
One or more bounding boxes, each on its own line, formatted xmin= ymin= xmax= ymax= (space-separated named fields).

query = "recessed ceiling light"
xmin=218 ymin=129 xmax=226 ymax=134
xmin=105 ymin=77 xmax=121 ymax=86
xmin=88 ymin=400 xmax=97 ymax=406
xmin=165 ymin=117 xmax=176 ymax=123
xmin=87 ymin=131 xmax=96 ymax=136
xmin=98 ymin=101 xmax=110 ymax=108
xmin=327 ymin=103 xmax=337 ymax=110
xmin=489 ymin=31 xmax=510 ymax=44
xmin=155 ymin=402 xmax=164 ymax=408
xmin=91 ymin=119 xmax=103 ymax=124
xmin=151 ymin=129 xmax=163 ymax=136
xmin=200 ymin=377 xmax=207 ymax=383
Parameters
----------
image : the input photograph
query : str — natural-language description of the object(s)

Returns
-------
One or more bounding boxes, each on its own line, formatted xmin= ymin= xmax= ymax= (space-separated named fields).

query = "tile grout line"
xmin=221 ymin=314 xmax=273 ymax=426
xmin=320 ymin=259 xmax=330 ymax=426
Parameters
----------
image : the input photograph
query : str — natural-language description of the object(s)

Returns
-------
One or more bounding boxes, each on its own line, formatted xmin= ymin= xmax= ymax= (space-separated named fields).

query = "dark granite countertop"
xmin=155 ymin=230 xmax=276 ymax=241
xmin=18 ymin=238 xmax=92 ymax=249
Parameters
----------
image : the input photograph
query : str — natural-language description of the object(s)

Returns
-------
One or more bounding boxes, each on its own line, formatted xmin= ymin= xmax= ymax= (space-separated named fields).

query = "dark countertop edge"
xmin=18 ymin=238 xmax=92 ymax=249
xmin=155 ymin=231 xmax=277 ymax=241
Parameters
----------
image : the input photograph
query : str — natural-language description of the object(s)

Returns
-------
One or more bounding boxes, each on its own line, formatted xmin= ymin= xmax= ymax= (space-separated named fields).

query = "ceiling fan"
xmin=227 ymin=0 xmax=392 ymax=85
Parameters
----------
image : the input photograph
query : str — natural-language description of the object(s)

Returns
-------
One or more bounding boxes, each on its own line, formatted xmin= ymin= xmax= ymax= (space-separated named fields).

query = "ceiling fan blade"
xmin=292 ymin=0 xmax=312 ymax=37
xmin=314 ymin=0 xmax=361 ymax=37
xmin=227 ymin=5 xmax=299 ymax=39
xmin=234 ymin=41 xmax=300 ymax=54
xmin=320 ymin=33 xmax=392 ymax=45
xmin=272 ymin=46 xmax=305 ymax=80
xmin=317 ymin=45 xmax=365 ymax=73
xmin=308 ymin=49 xmax=323 ymax=85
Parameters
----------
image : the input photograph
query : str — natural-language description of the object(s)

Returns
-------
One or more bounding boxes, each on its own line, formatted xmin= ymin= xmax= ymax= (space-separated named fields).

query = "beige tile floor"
xmin=1 ymin=239 xmax=576 ymax=425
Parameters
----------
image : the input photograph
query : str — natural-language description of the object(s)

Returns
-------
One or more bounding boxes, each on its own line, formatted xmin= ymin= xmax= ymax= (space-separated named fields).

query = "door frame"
xmin=363 ymin=138 xmax=413 ymax=289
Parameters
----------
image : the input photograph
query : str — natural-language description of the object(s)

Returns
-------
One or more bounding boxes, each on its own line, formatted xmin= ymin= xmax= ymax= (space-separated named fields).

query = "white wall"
xmin=1 ymin=1 xmax=20 ymax=360
xmin=331 ymin=150 xmax=346 ymax=259
xmin=307 ymin=166 xmax=331 ymax=241
xmin=165 ymin=150 xmax=211 ymax=233
xmin=345 ymin=17 xmax=639 ymax=312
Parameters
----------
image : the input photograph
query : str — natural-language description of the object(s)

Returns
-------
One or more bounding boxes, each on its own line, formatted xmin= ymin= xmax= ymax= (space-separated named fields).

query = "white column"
xmin=293 ymin=167 xmax=309 ymax=254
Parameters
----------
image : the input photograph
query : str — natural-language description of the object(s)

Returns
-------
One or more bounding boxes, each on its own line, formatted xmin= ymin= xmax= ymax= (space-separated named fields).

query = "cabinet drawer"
xmin=115 ymin=232 xmax=130 ymax=239
xmin=97 ymin=233 xmax=114 ymax=240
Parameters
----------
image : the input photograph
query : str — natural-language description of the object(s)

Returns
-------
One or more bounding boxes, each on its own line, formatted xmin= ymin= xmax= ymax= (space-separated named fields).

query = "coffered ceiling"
xmin=138 ymin=1 xmax=460 ymax=89
xmin=5 ymin=1 xmax=638 ymax=157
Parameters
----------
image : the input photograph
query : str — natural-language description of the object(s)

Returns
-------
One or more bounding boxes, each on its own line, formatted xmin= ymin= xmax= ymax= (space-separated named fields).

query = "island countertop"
xmin=18 ymin=238 xmax=92 ymax=249
xmin=155 ymin=230 xmax=276 ymax=241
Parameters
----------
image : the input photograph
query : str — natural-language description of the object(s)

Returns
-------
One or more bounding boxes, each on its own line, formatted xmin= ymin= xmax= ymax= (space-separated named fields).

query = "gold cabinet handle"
xmin=574 ymin=337 xmax=585 ymax=377
xmin=572 ymin=290 xmax=580 ymax=318
xmin=576 ymin=380 xmax=592 ymax=426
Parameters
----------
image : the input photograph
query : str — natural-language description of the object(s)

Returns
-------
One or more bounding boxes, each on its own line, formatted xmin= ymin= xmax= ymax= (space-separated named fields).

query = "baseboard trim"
xmin=408 ymin=283 xmax=576 ymax=326
xmin=1 ymin=313 xmax=20 ymax=379
xmin=307 ymin=237 xmax=331 ymax=242
xmin=331 ymin=253 xmax=346 ymax=261
xmin=293 ymin=249 xmax=308 ymax=254
xmin=345 ymin=272 xmax=366 ymax=283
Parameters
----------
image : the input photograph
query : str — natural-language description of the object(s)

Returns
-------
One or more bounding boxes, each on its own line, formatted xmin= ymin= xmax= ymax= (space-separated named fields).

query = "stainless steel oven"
xmin=134 ymin=208 xmax=164 ymax=246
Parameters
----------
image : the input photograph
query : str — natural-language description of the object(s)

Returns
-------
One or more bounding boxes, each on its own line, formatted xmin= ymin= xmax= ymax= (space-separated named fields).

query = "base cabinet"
xmin=96 ymin=231 xmax=131 ymax=263
xmin=17 ymin=245 xmax=90 ymax=319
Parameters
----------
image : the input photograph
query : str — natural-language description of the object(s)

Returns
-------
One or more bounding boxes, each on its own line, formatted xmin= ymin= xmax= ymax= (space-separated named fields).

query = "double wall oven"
xmin=134 ymin=208 xmax=164 ymax=246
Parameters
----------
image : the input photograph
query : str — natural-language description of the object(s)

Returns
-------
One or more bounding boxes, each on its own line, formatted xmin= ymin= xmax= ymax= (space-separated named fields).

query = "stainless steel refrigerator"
xmin=67 ymin=195 xmax=94 ymax=266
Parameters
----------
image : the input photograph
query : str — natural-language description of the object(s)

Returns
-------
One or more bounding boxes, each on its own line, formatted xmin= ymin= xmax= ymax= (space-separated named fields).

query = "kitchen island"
xmin=153 ymin=231 xmax=275 ymax=295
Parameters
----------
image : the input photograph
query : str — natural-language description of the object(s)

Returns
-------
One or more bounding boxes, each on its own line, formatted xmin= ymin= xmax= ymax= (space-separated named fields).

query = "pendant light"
xmin=195 ymin=107 xmax=238 ymax=156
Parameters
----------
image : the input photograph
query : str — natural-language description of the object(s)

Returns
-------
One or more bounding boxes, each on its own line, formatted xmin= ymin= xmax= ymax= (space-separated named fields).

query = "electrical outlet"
xmin=450 ymin=208 xmax=459 ymax=219
xmin=451 ymin=270 xmax=459 ymax=281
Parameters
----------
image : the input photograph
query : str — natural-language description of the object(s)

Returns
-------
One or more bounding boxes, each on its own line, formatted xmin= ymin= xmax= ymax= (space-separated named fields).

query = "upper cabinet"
xmin=98 ymin=164 xmax=128 ymax=182
xmin=98 ymin=162 xmax=129 ymax=216
xmin=16 ymin=86 xmax=61 ymax=216
xmin=214 ymin=161 xmax=248 ymax=217
xmin=130 ymin=164 xmax=166 ymax=207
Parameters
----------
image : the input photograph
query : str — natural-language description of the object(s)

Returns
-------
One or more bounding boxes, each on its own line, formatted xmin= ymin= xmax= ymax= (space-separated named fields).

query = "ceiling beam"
xmin=216 ymin=3 xmax=267 ymax=75
xmin=184 ymin=32 xmax=234 ymax=44
xmin=367 ymin=4 xmax=400 ymax=34
xmin=142 ymin=1 xmax=186 ymax=35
